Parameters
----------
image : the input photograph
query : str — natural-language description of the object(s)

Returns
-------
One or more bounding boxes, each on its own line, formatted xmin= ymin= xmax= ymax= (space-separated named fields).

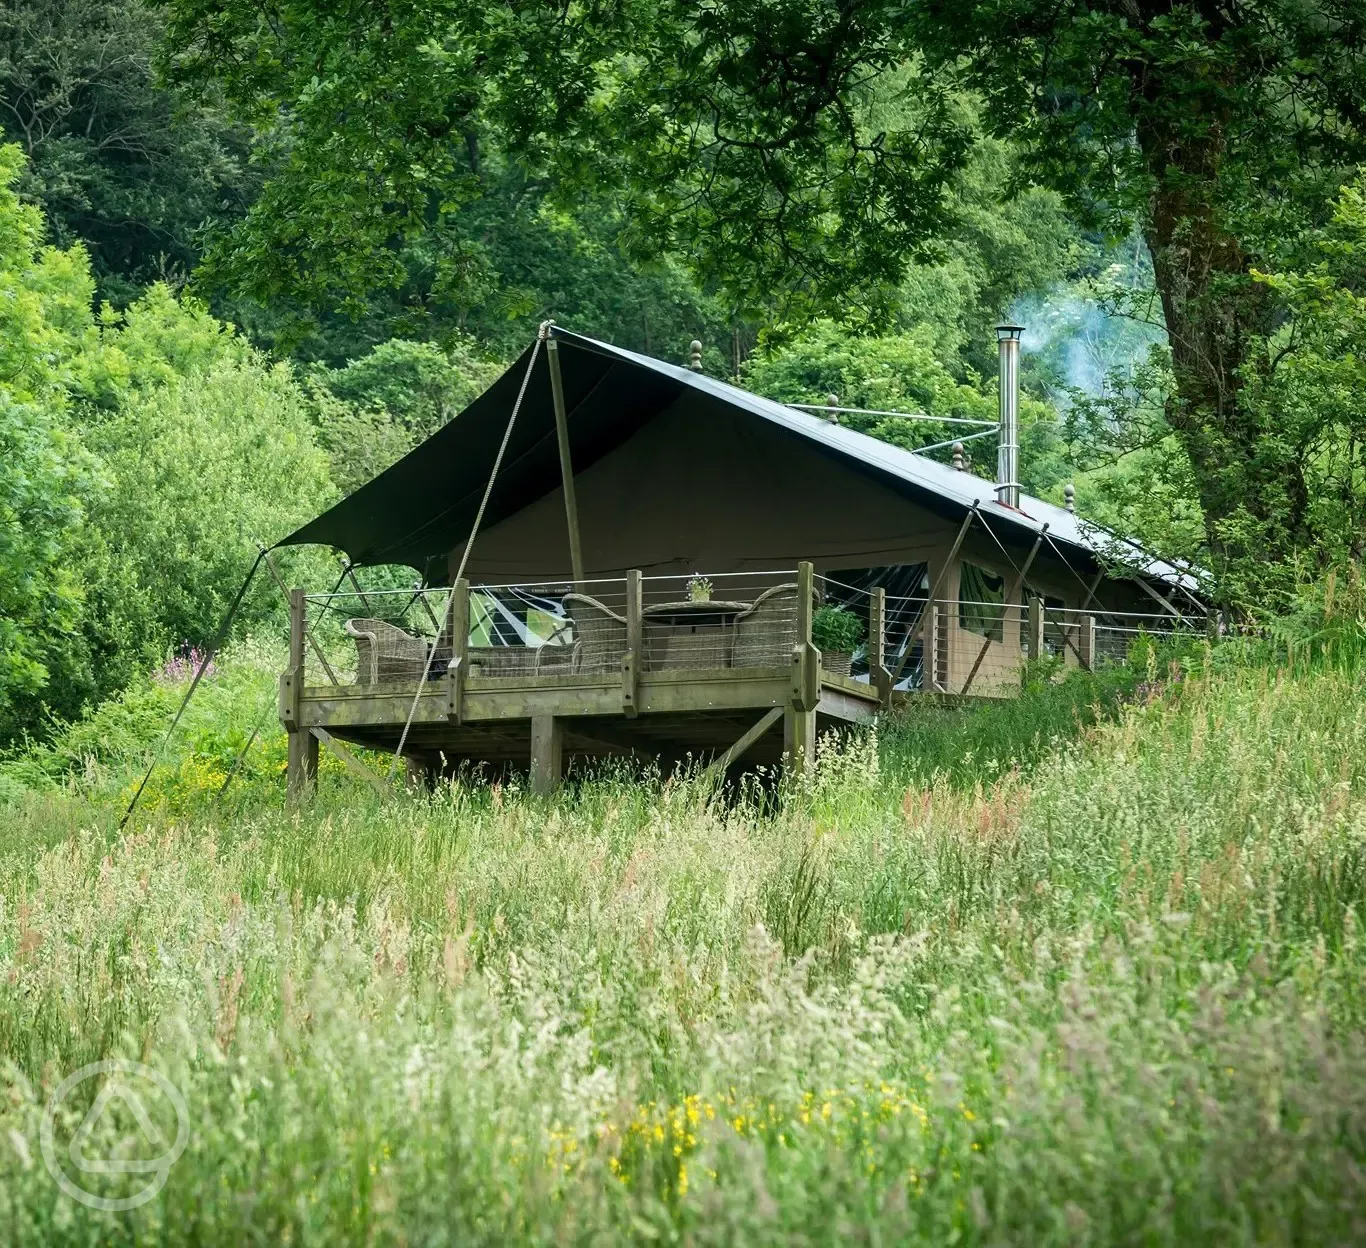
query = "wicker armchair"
xmin=562 ymin=593 xmax=628 ymax=675
xmin=344 ymin=618 xmax=431 ymax=684
xmin=731 ymin=584 xmax=819 ymax=668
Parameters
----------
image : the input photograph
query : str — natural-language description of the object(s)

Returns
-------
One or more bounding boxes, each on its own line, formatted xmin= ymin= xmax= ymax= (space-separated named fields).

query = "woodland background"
xmin=3 ymin=0 xmax=1365 ymax=748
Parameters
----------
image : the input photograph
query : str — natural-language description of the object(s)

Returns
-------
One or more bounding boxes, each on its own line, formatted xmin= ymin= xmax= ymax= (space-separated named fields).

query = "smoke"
xmin=1009 ymin=246 xmax=1168 ymax=403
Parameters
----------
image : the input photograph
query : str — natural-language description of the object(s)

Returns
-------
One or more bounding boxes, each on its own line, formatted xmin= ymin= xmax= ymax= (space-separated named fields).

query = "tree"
xmin=163 ymin=0 xmax=1366 ymax=595
xmin=0 ymin=0 xmax=255 ymax=302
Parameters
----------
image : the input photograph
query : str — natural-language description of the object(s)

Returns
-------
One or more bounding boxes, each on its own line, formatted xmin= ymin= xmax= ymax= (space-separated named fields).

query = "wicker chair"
xmin=562 ymin=593 xmax=628 ymax=675
xmin=465 ymin=645 xmax=538 ymax=678
xmin=465 ymin=643 xmax=581 ymax=678
xmin=344 ymin=618 xmax=431 ymax=684
xmin=731 ymin=584 xmax=819 ymax=668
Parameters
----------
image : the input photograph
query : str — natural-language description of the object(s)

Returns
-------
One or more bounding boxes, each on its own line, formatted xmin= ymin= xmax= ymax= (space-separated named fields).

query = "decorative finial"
xmin=538 ymin=318 xmax=555 ymax=340
xmin=825 ymin=393 xmax=840 ymax=424
xmin=951 ymin=441 xmax=965 ymax=471
xmin=688 ymin=340 xmax=703 ymax=372
xmin=1064 ymin=483 xmax=1076 ymax=513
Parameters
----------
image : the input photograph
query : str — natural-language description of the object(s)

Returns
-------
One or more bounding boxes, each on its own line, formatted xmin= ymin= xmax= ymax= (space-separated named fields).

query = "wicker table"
xmin=642 ymin=600 xmax=749 ymax=670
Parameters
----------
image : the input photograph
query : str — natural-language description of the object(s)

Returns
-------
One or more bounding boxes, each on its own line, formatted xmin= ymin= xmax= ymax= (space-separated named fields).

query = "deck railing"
xmin=295 ymin=570 xmax=822 ymax=691
xmin=288 ymin=573 xmax=1210 ymax=700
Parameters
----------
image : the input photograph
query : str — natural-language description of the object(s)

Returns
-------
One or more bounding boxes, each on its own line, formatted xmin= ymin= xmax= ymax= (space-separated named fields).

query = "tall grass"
xmin=1 ymin=647 xmax=1364 ymax=1242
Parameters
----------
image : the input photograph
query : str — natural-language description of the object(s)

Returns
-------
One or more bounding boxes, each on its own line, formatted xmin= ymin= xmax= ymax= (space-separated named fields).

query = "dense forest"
xmin=2 ymin=0 xmax=1365 ymax=745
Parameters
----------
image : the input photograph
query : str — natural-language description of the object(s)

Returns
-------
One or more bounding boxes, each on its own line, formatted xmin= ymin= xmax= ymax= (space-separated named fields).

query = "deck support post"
xmin=1027 ymin=596 xmax=1045 ymax=661
xmin=870 ymin=587 xmax=892 ymax=705
xmin=1078 ymin=613 xmax=1097 ymax=671
xmin=284 ymin=587 xmax=317 ymax=801
xmin=287 ymin=725 xmax=319 ymax=803
xmin=622 ymin=569 xmax=642 ymax=717
xmin=530 ymin=714 xmax=563 ymax=795
xmin=783 ymin=705 xmax=817 ymax=776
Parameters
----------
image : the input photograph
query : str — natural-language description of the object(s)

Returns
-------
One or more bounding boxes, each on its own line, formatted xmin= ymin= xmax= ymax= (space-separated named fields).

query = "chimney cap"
xmin=996 ymin=322 xmax=1026 ymax=342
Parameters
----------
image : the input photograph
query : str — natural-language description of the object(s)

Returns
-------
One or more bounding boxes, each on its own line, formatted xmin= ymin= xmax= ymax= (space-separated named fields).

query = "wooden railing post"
xmin=1028 ymin=596 xmax=1045 ymax=661
xmin=790 ymin=561 xmax=820 ymax=711
xmin=445 ymin=578 xmax=470 ymax=722
xmin=622 ymin=569 xmax=642 ymax=717
xmin=924 ymin=600 xmax=940 ymax=692
xmin=786 ymin=561 xmax=820 ymax=775
xmin=796 ymin=561 xmax=815 ymax=647
xmin=1078 ymin=612 xmax=1097 ymax=671
xmin=870 ymin=587 xmax=892 ymax=706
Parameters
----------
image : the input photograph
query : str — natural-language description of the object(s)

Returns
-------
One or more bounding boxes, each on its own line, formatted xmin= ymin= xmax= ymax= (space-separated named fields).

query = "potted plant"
xmin=811 ymin=605 xmax=865 ymax=677
xmin=687 ymin=573 xmax=713 ymax=603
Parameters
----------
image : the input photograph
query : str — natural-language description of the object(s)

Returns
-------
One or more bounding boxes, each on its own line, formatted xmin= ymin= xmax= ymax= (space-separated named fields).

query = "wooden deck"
xmin=279 ymin=563 xmax=886 ymax=795
xmin=286 ymin=665 xmax=880 ymax=791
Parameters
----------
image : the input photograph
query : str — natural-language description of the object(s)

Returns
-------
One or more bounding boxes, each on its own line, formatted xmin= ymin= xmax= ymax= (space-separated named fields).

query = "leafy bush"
xmin=0 ymin=144 xmax=100 ymax=738
xmin=75 ymin=351 xmax=335 ymax=686
xmin=307 ymin=337 xmax=502 ymax=491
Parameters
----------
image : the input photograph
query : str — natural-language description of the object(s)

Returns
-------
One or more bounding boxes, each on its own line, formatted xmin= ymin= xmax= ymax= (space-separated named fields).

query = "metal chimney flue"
xmin=995 ymin=323 xmax=1024 ymax=508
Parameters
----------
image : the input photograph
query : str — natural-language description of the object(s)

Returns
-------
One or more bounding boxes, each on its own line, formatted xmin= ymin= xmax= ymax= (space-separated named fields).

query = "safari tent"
xmin=273 ymin=324 xmax=1205 ymax=793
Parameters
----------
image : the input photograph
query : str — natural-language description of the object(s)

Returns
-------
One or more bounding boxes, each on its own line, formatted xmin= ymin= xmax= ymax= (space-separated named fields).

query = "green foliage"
xmin=0 ymin=144 xmax=337 ymax=743
xmin=303 ymin=337 xmax=502 ymax=491
xmin=0 ymin=398 xmax=92 ymax=715
xmin=311 ymin=338 xmax=498 ymax=443
xmin=75 ymin=350 xmax=335 ymax=680
xmin=1219 ymin=174 xmax=1366 ymax=607
xmin=0 ymin=0 xmax=255 ymax=302
xmin=810 ymin=605 xmax=864 ymax=654
xmin=744 ymin=320 xmax=1065 ymax=488
xmin=0 ymin=144 xmax=99 ymax=734
xmin=164 ymin=0 xmax=1366 ymax=588
xmin=0 ymin=145 xmax=95 ymax=397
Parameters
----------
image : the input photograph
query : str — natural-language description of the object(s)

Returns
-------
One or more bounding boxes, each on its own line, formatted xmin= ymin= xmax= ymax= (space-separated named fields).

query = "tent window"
xmin=959 ymin=562 xmax=1005 ymax=642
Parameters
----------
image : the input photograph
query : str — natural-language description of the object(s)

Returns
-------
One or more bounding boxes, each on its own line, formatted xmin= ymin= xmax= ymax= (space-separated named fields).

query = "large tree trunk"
xmin=1137 ymin=117 xmax=1311 ymax=584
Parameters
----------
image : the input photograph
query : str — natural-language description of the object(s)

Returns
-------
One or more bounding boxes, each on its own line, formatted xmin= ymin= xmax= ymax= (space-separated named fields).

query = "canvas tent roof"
xmin=280 ymin=327 xmax=1199 ymax=591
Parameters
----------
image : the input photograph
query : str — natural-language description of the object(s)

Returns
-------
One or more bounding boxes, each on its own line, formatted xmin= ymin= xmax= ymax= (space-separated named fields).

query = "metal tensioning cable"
xmin=387 ymin=330 xmax=547 ymax=779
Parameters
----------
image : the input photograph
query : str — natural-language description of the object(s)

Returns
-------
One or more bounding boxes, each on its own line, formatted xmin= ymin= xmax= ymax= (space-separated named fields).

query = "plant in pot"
xmin=811 ymin=605 xmax=865 ymax=677
xmin=686 ymin=573 xmax=713 ymax=602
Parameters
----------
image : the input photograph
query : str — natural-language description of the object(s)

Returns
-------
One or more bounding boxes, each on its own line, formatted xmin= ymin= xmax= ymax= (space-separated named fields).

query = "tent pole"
xmin=543 ymin=322 xmax=586 ymax=588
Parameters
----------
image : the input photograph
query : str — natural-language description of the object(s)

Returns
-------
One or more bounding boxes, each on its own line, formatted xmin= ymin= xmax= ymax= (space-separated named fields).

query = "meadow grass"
xmin=1 ymin=646 xmax=1364 ymax=1243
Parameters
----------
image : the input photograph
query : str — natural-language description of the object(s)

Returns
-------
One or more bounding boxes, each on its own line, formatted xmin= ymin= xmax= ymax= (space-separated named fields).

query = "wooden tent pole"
xmin=959 ymin=523 xmax=1047 ymax=698
xmin=891 ymin=502 xmax=979 ymax=686
xmin=543 ymin=322 xmax=586 ymax=588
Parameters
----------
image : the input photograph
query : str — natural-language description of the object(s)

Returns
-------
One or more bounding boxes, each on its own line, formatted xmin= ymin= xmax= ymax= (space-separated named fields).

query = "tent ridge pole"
xmin=543 ymin=321 xmax=586 ymax=588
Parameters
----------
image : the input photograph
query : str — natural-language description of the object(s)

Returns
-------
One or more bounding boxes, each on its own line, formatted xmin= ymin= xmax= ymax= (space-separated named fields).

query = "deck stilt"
xmin=530 ymin=714 xmax=563 ymax=794
xmin=287 ymin=727 xmax=318 ymax=803
xmin=783 ymin=705 xmax=816 ymax=776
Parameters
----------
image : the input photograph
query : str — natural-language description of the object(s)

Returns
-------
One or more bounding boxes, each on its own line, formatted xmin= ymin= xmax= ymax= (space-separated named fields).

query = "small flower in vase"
xmin=687 ymin=574 xmax=713 ymax=603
